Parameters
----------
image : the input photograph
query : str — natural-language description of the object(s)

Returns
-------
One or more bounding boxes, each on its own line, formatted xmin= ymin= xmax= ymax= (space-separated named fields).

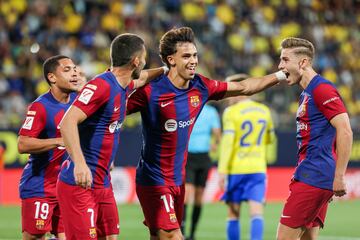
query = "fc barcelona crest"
xmin=89 ymin=227 xmax=97 ymax=238
xmin=36 ymin=219 xmax=45 ymax=230
xmin=190 ymin=96 xmax=200 ymax=107
xmin=169 ymin=213 xmax=177 ymax=223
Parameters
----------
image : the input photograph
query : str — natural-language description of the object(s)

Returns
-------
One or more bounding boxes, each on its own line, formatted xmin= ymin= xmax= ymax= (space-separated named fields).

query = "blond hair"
xmin=281 ymin=37 xmax=315 ymax=60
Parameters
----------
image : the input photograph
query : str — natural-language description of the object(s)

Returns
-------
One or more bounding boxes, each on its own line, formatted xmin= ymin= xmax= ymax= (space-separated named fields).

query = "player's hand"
xmin=333 ymin=175 xmax=347 ymax=197
xmin=74 ymin=162 xmax=92 ymax=189
xmin=218 ymin=173 xmax=226 ymax=191
xmin=55 ymin=138 xmax=65 ymax=150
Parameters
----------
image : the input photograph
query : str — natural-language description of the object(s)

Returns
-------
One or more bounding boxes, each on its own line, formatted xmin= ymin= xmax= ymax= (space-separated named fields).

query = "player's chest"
xmin=152 ymin=92 xmax=204 ymax=118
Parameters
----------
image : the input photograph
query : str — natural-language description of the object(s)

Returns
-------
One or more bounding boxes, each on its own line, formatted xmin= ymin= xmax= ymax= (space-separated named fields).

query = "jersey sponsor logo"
xmin=78 ymin=88 xmax=94 ymax=105
xmin=297 ymin=121 xmax=308 ymax=131
xmin=86 ymin=84 xmax=97 ymax=90
xmin=161 ymin=101 xmax=172 ymax=107
xmin=109 ymin=120 xmax=123 ymax=133
xmin=323 ymin=96 xmax=340 ymax=105
xmin=178 ymin=117 xmax=195 ymax=128
xmin=27 ymin=110 xmax=36 ymax=116
xmin=22 ymin=116 xmax=34 ymax=130
xmin=164 ymin=117 xmax=196 ymax=132
xmin=164 ymin=119 xmax=177 ymax=132
xmin=190 ymin=95 xmax=200 ymax=107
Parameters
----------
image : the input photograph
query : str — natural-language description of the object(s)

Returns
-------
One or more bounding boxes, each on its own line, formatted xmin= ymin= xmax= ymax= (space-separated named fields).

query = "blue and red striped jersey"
xmin=19 ymin=91 xmax=77 ymax=199
xmin=127 ymin=74 xmax=227 ymax=186
xmin=59 ymin=72 xmax=134 ymax=189
xmin=294 ymin=75 xmax=347 ymax=190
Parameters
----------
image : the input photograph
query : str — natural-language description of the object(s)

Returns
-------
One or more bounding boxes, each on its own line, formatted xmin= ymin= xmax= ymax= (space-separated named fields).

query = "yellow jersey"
xmin=218 ymin=99 xmax=276 ymax=174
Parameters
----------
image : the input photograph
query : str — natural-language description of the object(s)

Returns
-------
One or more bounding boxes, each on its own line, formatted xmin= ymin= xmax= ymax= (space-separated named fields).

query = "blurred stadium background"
xmin=0 ymin=0 xmax=359 ymax=239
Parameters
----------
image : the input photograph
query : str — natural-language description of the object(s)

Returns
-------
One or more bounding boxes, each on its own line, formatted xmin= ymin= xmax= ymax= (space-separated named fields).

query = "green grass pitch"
xmin=0 ymin=201 xmax=359 ymax=239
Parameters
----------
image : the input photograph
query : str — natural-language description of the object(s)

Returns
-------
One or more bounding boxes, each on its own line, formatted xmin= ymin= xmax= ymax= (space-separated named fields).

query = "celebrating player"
xmin=18 ymin=55 xmax=82 ymax=240
xmin=57 ymin=33 xmax=165 ymax=239
xmin=276 ymin=37 xmax=353 ymax=240
xmin=127 ymin=26 xmax=288 ymax=240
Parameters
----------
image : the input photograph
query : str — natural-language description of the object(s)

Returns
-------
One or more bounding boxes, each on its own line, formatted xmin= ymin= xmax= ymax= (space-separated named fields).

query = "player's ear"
xmin=132 ymin=56 xmax=140 ymax=68
xmin=47 ymin=73 xmax=56 ymax=84
xmin=167 ymin=55 xmax=176 ymax=67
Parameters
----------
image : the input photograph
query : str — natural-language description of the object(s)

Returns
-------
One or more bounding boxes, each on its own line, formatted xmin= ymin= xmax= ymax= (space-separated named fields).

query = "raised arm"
xmin=223 ymin=71 xmax=287 ymax=98
xmin=330 ymin=113 xmax=353 ymax=197
xmin=59 ymin=106 xmax=92 ymax=189
xmin=133 ymin=66 xmax=168 ymax=89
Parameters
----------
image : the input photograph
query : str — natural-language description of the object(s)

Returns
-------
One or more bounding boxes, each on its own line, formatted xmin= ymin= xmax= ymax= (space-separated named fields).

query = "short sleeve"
xmin=73 ymin=78 xmax=110 ymax=116
xmin=198 ymin=74 xmax=228 ymax=100
xmin=312 ymin=83 xmax=347 ymax=121
xmin=127 ymin=86 xmax=149 ymax=114
xmin=19 ymin=102 xmax=46 ymax=137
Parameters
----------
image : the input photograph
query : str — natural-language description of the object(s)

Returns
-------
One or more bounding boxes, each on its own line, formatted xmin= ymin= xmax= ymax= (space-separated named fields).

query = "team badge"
xmin=89 ymin=227 xmax=97 ymax=238
xmin=169 ymin=213 xmax=177 ymax=223
xmin=35 ymin=219 xmax=45 ymax=230
xmin=190 ymin=95 xmax=200 ymax=107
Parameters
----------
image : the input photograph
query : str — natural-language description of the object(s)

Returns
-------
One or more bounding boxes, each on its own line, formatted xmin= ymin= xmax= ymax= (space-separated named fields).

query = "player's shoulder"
xmin=310 ymin=75 xmax=336 ymax=91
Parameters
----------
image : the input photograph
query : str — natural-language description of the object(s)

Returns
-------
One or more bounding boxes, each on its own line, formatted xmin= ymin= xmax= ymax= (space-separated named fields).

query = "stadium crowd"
xmin=1 ymin=0 xmax=359 ymax=130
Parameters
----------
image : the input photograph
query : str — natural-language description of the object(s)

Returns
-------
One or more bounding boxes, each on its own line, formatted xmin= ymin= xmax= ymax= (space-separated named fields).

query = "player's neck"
xmin=167 ymin=70 xmax=190 ymax=89
xmin=299 ymin=67 xmax=317 ymax=89
xmin=50 ymin=88 xmax=70 ymax=103
xmin=111 ymin=67 xmax=133 ymax=88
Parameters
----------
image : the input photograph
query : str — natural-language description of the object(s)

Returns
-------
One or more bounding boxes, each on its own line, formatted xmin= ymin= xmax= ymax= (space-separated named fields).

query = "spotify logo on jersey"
xmin=164 ymin=119 xmax=177 ymax=132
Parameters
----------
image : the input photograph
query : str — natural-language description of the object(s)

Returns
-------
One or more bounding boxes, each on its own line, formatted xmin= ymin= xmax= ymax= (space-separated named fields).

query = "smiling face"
xmin=48 ymin=58 xmax=81 ymax=93
xmin=167 ymin=42 xmax=198 ymax=81
xmin=278 ymin=48 xmax=306 ymax=86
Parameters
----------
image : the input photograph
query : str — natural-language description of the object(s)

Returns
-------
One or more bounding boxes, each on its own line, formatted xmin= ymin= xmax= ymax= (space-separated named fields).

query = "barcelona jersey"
xmin=127 ymin=74 xmax=227 ymax=186
xmin=19 ymin=91 xmax=77 ymax=199
xmin=59 ymin=72 xmax=134 ymax=189
xmin=294 ymin=75 xmax=347 ymax=190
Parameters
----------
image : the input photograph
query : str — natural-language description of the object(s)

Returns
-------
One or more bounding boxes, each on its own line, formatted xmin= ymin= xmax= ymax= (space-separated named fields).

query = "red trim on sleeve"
xmin=312 ymin=83 xmax=347 ymax=121
xmin=198 ymin=74 xmax=227 ymax=100
xmin=127 ymin=85 xmax=151 ymax=114
xmin=73 ymin=78 xmax=111 ymax=117
xmin=19 ymin=102 xmax=47 ymax=137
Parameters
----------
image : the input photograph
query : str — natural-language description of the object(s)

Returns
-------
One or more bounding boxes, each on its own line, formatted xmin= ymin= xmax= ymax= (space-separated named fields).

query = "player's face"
xmin=49 ymin=58 xmax=81 ymax=92
xmin=278 ymin=48 xmax=303 ymax=86
xmin=132 ymin=45 xmax=147 ymax=79
xmin=168 ymin=42 xmax=198 ymax=81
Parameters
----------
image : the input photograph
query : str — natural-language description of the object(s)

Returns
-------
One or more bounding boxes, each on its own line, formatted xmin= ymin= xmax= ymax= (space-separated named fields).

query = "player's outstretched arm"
xmin=223 ymin=71 xmax=287 ymax=98
xmin=17 ymin=135 xmax=64 ymax=154
xmin=133 ymin=66 xmax=168 ymax=89
xmin=331 ymin=113 xmax=353 ymax=197
xmin=60 ymin=106 xmax=92 ymax=189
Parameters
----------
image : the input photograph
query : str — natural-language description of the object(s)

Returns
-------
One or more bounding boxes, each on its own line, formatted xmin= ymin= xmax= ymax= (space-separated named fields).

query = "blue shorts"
xmin=221 ymin=173 xmax=266 ymax=203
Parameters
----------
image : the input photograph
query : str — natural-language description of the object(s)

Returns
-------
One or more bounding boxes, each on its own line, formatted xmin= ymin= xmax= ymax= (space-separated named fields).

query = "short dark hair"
xmin=110 ymin=33 xmax=145 ymax=67
xmin=43 ymin=55 xmax=70 ymax=85
xmin=281 ymin=37 xmax=315 ymax=60
xmin=159 ymin=27 xmax=195 ymax=67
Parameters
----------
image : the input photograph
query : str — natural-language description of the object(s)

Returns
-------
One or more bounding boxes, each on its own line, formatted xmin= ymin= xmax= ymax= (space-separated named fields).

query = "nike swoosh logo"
xmin=281 ymin=215 xmax=291 ymax=218
xmin=161 ymin=102 xmax=172 ymax=107
xmin=114 ymin=106 xmax=120 ymax=112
